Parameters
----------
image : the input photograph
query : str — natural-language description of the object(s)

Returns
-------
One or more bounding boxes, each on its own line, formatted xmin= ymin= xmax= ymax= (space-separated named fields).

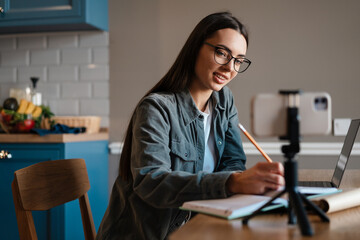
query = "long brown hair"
xmin=119 ymin=12 xmax=249 ymax=181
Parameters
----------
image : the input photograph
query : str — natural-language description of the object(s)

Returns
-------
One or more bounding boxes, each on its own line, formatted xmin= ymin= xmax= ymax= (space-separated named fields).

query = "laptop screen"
xmin=331 ymin=119 xmax=360 ymax=187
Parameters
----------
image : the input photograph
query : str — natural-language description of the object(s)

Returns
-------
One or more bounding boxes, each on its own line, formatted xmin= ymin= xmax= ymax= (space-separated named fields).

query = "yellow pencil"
xmin=238 ymin=123 xmax=273 ymax=163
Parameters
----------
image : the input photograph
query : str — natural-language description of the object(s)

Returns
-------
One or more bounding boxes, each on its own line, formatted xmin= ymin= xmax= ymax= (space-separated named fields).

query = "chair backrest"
xmin=11 ymin=158 xmax=96 ymax=240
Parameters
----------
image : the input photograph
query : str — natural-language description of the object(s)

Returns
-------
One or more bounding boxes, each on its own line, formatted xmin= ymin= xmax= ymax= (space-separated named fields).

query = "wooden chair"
xmin=11 ymin=158 xmax=96 ymax=240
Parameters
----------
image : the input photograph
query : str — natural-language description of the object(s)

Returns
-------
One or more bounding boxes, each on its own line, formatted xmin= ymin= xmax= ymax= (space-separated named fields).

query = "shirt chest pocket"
xmin=170 ymin=140 xmax=197 ymax=173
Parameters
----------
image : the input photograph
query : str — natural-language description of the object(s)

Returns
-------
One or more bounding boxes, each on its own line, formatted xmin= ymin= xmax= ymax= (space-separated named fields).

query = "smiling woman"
xmin=96 ymin=12 xmax=284 ymax=240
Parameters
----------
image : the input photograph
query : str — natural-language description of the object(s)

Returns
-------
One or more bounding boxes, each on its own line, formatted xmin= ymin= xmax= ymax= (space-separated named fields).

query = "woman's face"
xmin=191 ymin=28 xmax=248 ymax=93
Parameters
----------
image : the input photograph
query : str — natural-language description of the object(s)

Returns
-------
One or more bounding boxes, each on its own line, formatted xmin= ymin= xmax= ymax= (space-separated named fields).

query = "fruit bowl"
xmin=0 ymin=98 xmax=50 ymax=133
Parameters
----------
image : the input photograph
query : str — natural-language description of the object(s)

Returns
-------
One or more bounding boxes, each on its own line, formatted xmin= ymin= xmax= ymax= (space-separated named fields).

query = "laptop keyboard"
xmin=298 ymin=181 xmax=335 ymax=188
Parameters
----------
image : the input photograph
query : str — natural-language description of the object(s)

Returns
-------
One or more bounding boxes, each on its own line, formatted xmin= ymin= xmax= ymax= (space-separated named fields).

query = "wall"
xmin=0 ymin=31 xmax=110 ymax=127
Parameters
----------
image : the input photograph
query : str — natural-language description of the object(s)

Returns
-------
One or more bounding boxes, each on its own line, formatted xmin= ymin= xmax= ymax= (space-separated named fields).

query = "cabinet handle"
xmin=0 ymin=150 xmax=11 ymax=159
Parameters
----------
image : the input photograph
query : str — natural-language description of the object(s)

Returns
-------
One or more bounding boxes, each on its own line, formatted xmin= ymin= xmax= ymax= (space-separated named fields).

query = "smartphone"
xmin=251 ymin=92 xmax=332 ymax=137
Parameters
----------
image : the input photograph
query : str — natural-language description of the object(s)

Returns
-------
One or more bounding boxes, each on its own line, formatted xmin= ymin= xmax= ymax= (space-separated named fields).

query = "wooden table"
xmin=170 ymin=170 xmax=360 ymax=240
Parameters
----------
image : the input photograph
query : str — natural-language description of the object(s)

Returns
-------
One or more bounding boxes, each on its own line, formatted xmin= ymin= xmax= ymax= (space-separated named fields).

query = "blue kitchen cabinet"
xmin=0 ymin=137 xmax=109 ymax=240
xmin=0 ymin=0 xmax=108 ymax=33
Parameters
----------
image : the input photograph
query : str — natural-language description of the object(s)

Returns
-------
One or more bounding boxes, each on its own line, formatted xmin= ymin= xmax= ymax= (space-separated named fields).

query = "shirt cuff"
xmin=201 ymin=171 xmax=238 ymax=199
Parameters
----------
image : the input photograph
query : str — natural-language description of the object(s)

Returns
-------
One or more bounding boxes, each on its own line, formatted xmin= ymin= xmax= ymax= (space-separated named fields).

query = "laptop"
xmin=298 ymin=119 xmax=360 ymax=188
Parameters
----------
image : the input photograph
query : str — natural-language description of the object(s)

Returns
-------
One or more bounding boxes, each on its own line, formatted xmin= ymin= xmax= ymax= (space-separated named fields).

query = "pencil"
xmin=238 ymin=123 xmax=273 ymax=163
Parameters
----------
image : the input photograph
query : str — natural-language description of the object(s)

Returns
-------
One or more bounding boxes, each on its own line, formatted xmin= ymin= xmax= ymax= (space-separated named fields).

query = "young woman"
xmin=96 ymin=12 xmax=284 ymax=240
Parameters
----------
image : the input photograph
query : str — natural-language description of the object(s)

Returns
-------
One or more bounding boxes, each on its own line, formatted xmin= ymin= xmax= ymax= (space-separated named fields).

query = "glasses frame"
xmin=204 ymin=42 xmax=251 ymax=73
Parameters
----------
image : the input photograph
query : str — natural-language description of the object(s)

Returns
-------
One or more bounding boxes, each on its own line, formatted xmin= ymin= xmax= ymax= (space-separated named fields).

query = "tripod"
xmin=242 ymin=91 xmax=329 ymax=236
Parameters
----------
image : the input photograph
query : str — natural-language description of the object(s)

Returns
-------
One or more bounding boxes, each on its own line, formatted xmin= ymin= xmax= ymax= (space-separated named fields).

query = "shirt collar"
xmin=175 ymin=89 xmax=225 ymax=126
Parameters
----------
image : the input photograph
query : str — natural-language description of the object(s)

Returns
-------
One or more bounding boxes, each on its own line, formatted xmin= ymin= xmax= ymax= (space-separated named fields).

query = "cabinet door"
xmin=0 ymin=144 xmax=63 ymax=240
xmin=0 ymin=0 xmax=108 ymax=33
xmin=0 ymin=0 xmax=81 ymax=23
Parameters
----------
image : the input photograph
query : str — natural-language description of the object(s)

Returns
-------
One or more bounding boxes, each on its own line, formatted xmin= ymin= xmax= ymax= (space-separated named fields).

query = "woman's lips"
xmin=214 ymin=72 xmax=228 ymax=84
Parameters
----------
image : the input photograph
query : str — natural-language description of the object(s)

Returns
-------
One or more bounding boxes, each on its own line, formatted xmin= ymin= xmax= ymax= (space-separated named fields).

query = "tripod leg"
xmin=300 ymin=193 xmax=330 ymax=222
xmin=242 ymin=190 xmax=286 ymax=225
xmin=289 ymin=191 xmax=313 ymax=236
xmin=287 ymin=198 xmax=296 ymax=224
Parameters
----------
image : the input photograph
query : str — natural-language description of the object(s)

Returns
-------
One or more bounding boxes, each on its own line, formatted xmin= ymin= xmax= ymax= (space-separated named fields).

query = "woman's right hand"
xmin=226 ymin=162 xmax=285 ymax=195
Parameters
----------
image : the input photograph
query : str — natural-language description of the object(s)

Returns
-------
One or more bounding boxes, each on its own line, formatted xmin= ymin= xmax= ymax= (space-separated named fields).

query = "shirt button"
xmin=218 ymin=140 xmax=222 ymax=145
xmin=185 ymin=153 xmax=188 ymax=157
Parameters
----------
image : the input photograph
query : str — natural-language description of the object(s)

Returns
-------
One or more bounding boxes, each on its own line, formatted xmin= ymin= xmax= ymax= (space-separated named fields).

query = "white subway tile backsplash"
xmin=17 ymin=66 xmax=46 ymax=83
xmin=93 ymin=82 xmax=109 ymax=98
xmin=0 ymin=31 xmax=109 ymax=126
xmin=0 ymin=37 xmax=16 ymax=50
xmin=31 ymin=49 xmax=60 ymax=65
xmin=0 ymin=67 xmax=16 ymax=82
xmin=80 ymin=99 xmax=109 ymax=115
xmin=80 ymin=65 xmax=108 ymax=81
xmin=18 ymin=36 xmax=46 ymax=49
xmin=61 ymin=48 xmax=91 ymax=64
xmin=1 ymin=50 xmax=29 ymax=67
xmin=48 ymin=66 xmax=78 ymax=82
xmin=93 ymin=47 xmax=109 ymax=64
xmin=37 ymin=83 xmax=60 ymax=99
xmin=49 ymin=99 xmax=79 ymax=116
xmin=0 ymin=83 xmax=14 ymax=100
xmin=48 ymin=34 xmax=78 ymax=48
xmin=79 ymin=32 xmax=109 ymax=47
xmin=62 ymin=83 xmax=91 ymax=98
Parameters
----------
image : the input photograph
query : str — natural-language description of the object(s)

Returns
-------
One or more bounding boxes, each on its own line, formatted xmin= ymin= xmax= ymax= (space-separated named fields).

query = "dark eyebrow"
xmin=216 ymin=44 xmax=246 ymax=57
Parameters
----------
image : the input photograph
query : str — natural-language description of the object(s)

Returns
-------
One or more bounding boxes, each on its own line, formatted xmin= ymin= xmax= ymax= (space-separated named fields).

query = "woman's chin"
xmin=211 ymin=85 xmax=225 ymax=92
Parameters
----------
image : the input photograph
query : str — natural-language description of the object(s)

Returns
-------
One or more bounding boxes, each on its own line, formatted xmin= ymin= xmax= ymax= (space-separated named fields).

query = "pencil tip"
xmin=238 ymin=123 xmax=246 ymax=132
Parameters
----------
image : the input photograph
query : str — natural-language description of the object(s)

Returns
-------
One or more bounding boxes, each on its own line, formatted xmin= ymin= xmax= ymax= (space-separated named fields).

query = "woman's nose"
xmin=220 ymin=59 xmax=234 ymax=72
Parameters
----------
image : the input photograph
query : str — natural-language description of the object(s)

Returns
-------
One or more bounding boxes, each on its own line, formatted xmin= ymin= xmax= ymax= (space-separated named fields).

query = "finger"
xmin=264 ymin=181 xmax=284 ymax=191
xmin=268 ymin=173 xmax=285 ymax=186
xmin=274 ymin=162 xmax=284 ymax=175
xmin=257 ymin=162 xmax=284 ymax=175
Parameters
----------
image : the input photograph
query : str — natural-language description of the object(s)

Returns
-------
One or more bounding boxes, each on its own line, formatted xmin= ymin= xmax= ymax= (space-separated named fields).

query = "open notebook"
xmin=180 ymin=189 xmax=339 ymax=220
xmin=298 ymin=119 xmax=360 ymax=188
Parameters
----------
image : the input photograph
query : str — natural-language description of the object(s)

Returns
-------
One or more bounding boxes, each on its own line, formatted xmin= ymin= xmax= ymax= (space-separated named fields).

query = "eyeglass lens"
xmin=214 ymin=48 xmax=250 ymax=73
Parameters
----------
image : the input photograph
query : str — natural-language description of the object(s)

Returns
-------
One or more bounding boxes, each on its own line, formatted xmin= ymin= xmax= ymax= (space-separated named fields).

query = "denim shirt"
xmin=96 ymin=86 xmax=246 ymax=240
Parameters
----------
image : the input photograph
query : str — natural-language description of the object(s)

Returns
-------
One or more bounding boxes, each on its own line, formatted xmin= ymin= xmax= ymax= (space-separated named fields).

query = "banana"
xmin=25 ymin=102 xmax=35 ymax=114
xmin=17 ymin=99 xmax=28 ymax=114
xmin=32 ymin=106 xmax=42 ymax=118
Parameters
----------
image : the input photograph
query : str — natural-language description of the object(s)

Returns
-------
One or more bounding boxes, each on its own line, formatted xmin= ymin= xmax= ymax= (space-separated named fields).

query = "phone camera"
xmin=314 ymin=97 xmax=328 ymax=111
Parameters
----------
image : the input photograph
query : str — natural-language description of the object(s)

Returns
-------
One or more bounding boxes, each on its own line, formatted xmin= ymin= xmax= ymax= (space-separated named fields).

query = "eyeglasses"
xmin=204 ymin=42 xmax=251 ymax=73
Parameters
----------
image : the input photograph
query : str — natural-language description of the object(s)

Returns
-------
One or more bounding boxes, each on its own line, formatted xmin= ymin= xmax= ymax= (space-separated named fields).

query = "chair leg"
xmin=79 ymin=194 xmax=96 ymax=240
xmin=12 ymin=179 xmax=38 ymax=240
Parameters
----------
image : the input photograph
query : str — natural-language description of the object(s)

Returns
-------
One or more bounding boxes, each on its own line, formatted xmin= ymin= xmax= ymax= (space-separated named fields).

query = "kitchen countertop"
xmin=0 ymin=130 xmax=109 ymax=143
